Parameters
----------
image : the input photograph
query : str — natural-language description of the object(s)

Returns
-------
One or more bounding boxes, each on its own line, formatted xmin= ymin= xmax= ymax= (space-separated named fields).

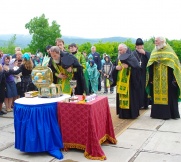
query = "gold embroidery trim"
xmin=153 ymin=63 xmax=168 ymax=105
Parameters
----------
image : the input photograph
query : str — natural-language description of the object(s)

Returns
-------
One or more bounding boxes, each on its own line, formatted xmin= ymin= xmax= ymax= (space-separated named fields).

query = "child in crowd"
xmin=87 ymin=59 xmax=100 ymax=94
xmin=102 ymin=55 xmax=114 ymax=94
xmin=101 ymin=53 xmax=106 ymax=67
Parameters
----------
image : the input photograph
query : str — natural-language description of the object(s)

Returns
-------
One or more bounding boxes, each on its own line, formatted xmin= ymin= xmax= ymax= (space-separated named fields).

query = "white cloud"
xmin=0 ymin=0 xmax=181 ymax=40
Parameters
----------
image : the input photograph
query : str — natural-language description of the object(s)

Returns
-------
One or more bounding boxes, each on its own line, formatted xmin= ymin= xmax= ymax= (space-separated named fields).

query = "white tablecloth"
xmin=14 ymin=94 xmax=70 ymax=105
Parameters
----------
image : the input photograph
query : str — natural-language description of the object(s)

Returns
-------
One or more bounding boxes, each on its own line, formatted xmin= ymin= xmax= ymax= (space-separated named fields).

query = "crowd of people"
xmin=0 ymin=36 xmax=180 ymax=121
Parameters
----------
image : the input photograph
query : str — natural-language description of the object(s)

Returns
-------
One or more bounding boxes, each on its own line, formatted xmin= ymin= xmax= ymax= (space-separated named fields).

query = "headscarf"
xmin=9 ymin=58 xmax=16 ymax=69
xmin=1 ymin=54 xmax=9 ymax=65
xmin=22 ymin=53 xmax=31 ymax=61
xmin=89 ymin=60 xmax=95 ymax=66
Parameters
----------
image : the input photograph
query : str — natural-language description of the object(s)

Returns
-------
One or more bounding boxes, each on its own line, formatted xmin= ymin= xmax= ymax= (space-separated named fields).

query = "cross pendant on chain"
xmin=139 ymin=61 xmax=142 ymax=66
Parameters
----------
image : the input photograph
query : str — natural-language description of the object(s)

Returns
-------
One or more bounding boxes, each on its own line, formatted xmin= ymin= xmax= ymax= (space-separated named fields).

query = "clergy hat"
xmin=135 ymin=38 xmax=144 ymax=45
xmin=61 ymin=54 xmax=74 ymax=69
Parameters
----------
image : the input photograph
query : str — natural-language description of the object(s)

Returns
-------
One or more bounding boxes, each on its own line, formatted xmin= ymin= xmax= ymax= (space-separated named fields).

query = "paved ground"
xmin=0 ymin=88 xmax=181 ymax=162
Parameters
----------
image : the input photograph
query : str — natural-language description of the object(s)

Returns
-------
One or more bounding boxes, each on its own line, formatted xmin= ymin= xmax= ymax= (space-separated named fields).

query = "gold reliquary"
xmin=31 ymin=66 xmax=62 ymax=98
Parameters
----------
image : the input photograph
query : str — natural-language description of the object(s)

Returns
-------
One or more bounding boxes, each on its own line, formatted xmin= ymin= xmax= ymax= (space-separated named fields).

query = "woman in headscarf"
xmin=2 ymin=54 xmax=18 ymax=112
xmin=4 ymin=53 xmax=36 ymax=97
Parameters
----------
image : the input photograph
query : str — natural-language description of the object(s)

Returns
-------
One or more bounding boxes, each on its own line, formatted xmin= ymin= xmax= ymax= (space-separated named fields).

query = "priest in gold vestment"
xmin=147 ymin=37 xmax=181 ymax=119
xmin=115 ymin=44 xmax=141 ymax=119
xmin=48 ymin=46 xmax=85 ymax=95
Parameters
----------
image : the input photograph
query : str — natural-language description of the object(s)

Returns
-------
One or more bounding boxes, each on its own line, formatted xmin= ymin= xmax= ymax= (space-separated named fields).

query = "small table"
xmin=57 ymin=96 xmax=117 ymax=160
xmin=14 ymin=95 xmax=69 ymax=159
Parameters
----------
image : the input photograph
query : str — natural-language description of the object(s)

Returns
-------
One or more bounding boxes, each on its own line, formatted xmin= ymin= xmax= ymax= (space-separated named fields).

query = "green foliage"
xmin=144 ymin=37 xmax=155 ymax=53
xmin=0 ymin=34 xmax=16 ymax=54
xmin=77 ymin=40 xmax=133 ymax=63
xmin=22 ymin=47 xmax=31 ymax=54
xmin=167 ymin=39 xmax=181 ymax=61
xmin=93 ymin=41 xmax=119 ymax=63
xmin=25 ymin=14 xmax=61 ymax=54
xmin=124 ymin=39 xmax=135 ymax=51
xmin=73 ymin=37 xmax=181 ymax=63
xmin=78 ymin=42 xmax=92 ymax=54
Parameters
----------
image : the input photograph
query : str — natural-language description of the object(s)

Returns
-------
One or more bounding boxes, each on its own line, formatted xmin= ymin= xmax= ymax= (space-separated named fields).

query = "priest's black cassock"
xmin=114 ymin=49 xmax=141 ymax=119
xmin=132 ymin=50 xmax=150 ymax=109
xmin=48 ymin=51 xmax=87 ymax=95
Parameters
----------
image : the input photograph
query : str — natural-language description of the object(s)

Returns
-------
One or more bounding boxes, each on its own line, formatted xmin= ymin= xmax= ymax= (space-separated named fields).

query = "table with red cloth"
xmin=57 ymin=96 xmax=117 ymax=160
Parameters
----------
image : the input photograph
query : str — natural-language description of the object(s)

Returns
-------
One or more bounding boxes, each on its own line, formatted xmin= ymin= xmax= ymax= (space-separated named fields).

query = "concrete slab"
xmin=141 ymin=109 xmax=151 ymax=116
xmin=0 ymin=158 xmax=17 ymax=162
xmin=129 ymin=115 xmax=164 ymax=131
xmin=0 ymin=146 xmax=56 ymax=162
xmin=0 ymin=131 xmax=14 ymax=150
xmin=109 ymin=103 xmax=116 ymax=108
xmin=101 ymin=145 xmax=136 ymax=162
xmin=55 ymin=146 xmax=136 ymax=162
xmin=116 ymin=129 xmax=153 ymax=149
xmin=134 ymin=152 xmax=181 ymax=162
xmin=0 ymin=118 xmax=13 ymax=128
xmin=1 ymin=125 xmax=15 ymax=133
xmin=159 ymin=119 xmax=181 ymax=133
xmin=143 ymin=131 xmax=181 ymax=155
xmin=0 ymin=94 xmax=180 ymax=161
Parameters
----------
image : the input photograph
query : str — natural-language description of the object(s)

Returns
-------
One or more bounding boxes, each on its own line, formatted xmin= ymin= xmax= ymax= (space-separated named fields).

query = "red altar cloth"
xmin=57 ymin=96 xmax=117 ymax=160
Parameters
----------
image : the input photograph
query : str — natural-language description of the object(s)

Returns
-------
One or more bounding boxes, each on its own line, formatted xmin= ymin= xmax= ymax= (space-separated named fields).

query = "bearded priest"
xmin=147 ymin=36 xmax=181 ymax=120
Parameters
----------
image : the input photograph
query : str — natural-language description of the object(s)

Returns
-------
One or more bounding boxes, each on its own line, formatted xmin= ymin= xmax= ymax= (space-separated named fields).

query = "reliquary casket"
xmin=31 ymin=66 xmax=62 ymax=98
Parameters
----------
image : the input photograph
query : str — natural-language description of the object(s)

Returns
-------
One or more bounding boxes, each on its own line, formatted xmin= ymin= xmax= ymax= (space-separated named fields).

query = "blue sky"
xmin=0 ymin=0 xmax=181 ymax=40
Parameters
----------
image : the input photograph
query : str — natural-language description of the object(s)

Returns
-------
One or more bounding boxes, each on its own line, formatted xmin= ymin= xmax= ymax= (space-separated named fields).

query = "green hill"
xmin=0 ymin=34 xmax=32 ymax=48
xmin=0 ymin=34 xmax=135 ymax=48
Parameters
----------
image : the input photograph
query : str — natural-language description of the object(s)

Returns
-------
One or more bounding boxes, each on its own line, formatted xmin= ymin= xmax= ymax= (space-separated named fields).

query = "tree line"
xmin=1 ymin=14 xmax=181 ymax=63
